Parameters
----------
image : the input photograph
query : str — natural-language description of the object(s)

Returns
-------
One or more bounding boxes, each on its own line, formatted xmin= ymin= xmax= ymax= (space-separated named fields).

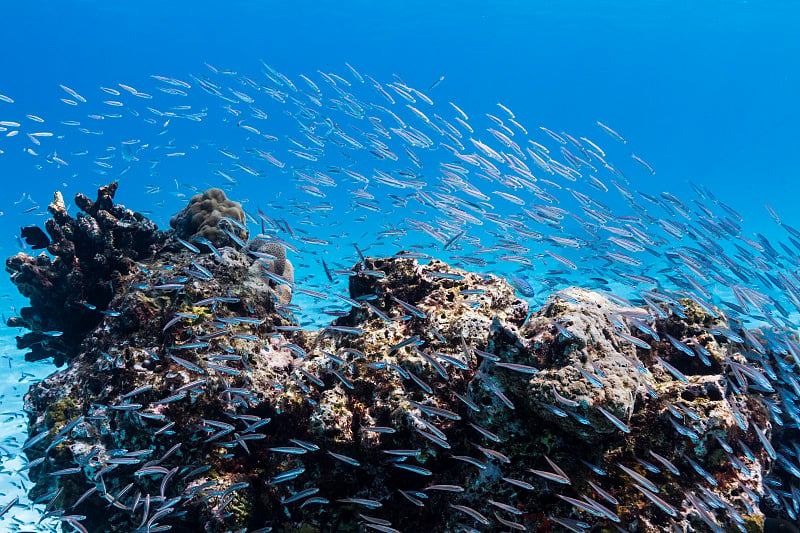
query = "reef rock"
xmin=11 ymin=187 xmax=793 ymax=533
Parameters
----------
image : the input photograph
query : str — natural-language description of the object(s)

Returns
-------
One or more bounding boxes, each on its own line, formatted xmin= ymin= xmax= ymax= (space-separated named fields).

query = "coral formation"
xmin=248 ymin=235 xmax=294 ymax=305
xmin=5 ymin=182 xmax=168 ymax=365
xmin=9 ymin=186 xmax=794 ymax=533
xmin=170 ymin=187 xmax=249 ymax=248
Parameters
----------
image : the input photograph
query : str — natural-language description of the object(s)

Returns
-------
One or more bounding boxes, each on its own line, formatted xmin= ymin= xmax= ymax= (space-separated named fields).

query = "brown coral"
xmin=169 ymin=187 xmax=248 ymax=248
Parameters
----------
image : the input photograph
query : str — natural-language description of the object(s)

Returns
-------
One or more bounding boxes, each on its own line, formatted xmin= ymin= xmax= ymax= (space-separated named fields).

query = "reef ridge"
xmin=7 ymin=185 xmax=793 ymax=533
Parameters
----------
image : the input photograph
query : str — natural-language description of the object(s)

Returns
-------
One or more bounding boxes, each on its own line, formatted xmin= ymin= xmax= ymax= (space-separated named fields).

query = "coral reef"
xmin=10 ymin=187 xmax=794 ymax=533
xmin=5 ymin=182 xmax=168 ymax=365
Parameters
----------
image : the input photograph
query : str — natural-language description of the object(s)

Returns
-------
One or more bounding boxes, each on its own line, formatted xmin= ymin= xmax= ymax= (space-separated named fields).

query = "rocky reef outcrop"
xmin=5 ymin=182 xmax=168 ymax=365
xmin=8 ymin=185 xmax=796 ymax=533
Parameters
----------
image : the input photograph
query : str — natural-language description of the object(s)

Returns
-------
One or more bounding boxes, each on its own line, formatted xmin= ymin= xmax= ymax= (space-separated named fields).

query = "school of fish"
xmin=0 ymin=60 xmax=799 ymax=532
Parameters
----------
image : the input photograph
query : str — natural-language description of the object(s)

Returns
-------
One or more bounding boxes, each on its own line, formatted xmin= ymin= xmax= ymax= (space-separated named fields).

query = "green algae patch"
xmin=46 ymin=396 xmax=78 ymax=431
xmin=743 ymin=513 xmax=765 ymax=533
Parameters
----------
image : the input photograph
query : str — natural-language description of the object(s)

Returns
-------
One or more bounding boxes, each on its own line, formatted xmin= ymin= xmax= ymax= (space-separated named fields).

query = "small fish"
xmin=580 ymin=460 xmax=608 ymax=476
xmin=169 ymin=354 xmax=204 ymax=374
xmin=20 ymin=226 xmax=50 ymax=249
xmin=577 ymin=367 xmax=604 ymax=388
xmin=326 ymin=325 xmax=365 ymax=335
xmin=442 ymin=229 xmax=465 ymax=251
xmin=428 ymin=76 xmax=445 ymax=91
xmin=269 ymin=467 xmax=305 ymax=485
xmin=475 ymin=445 xmax=510 ymax=463
xmin=631 ymin=153 xmax=655 ymax=175
xmin=393 ymin=463 xmax=432 ymax=476
xmin=618 ymin=463 xmax=659 ymax=493
xmin=337 ymin=498 xmax=382 ymax=509
xmin=614 ymin=329 xmax=651 ymax=350
xmin=289 ymin=439 xmax=320 ymax=451
xmin=588 ymin=480 xmax=618 ymax=505
xmin=59 ymin=84 xmax=87 ymax=103
xmin=684 ymin=455 xmax=718 ymax=486
xmin=596 ymin=120 xmax=626 ymax=143
xmin=488 ymin=499 xmax=523 ymax=516
xmin=411 ymin=401 xmax=461 ymax=420
xmin=450 ymin=504 xmax=490 ymax=525
xmin=414 ymin=427 xmax=450 ymax=449
xmin=632 ymin=483 xmax=677 ymax=517
xmin=391 ymin=296 xmax=427 ymax=319
xmin=281 ymin=487 xmax=320 ymax=505
xmin=398 ymin=490 xmax=425 ymax=507
xmin=654 ymin=356 xmax=689 ymax=383
xmin=453 ymin=391 xmax=480 ymax=411
xmin=327 ymin=450 xmax=361 ymax=466
xmin=492 ymin=361 xmax=538 ymax=374
xmin=468 ymin=422 xmax=500 ymax=443
xmin=648 ymin=449 xmax=680 ymax=476
xmin=502 ymin=477 xmax=534 ymax=490
xmin=425 ymin=270 xmax=464 ymax=280
xmin=597 ymin=406 xmax=631 ymax=433
xmin=540 ymin=402 xmax=568 ymax=418
xmin=529 ymin=464 xmax=570 ymax=485
xmin=269 ymin=447 xmax=308 ymax=455
xmin=665 ymin=334 xmax=695 ymax=357
xmin=0 ymin=496 xmax=19 ymax=518
xmin=176 ymin=236 xmax=200 ymax=253
xmin=510 ymin=276 xmax=536 ymax=297
xmin=551 ymin=384 xmax=579 ymax=408
xmin=22 ymin=429 xmax=50 ymax=450
xmin=450 ymin=455 xmax=487 ymax=470
xmin=556 ymin=493 xmax=603 ymax=516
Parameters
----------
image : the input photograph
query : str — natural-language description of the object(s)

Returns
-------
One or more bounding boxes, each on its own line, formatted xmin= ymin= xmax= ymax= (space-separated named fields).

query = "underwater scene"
xmin=1 ymin=1 xmax=799 ymax=532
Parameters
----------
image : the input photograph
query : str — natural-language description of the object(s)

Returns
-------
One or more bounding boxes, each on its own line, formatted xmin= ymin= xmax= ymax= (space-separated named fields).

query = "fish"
xmin=20 ymin=225 xmax=50 ymax=249
xmin=2 ymin=56 xmax=797 ymax=533
xmin=654 ymin=356 xmax=688 ymax=382
xmin=0 ymin=496 xmax=18 ymax=518
xmin=428 ymin=76 xmax=445 ymax=91
xmin=618 ymin=463 xmax=660 ymax=493
xmin=392 ymin=463 xmax=432 ymax=476
xmin=337 ymin=498 xmax=382 ymax=509
xmin=596 ymin=121 xmax=626 ymax=144
xmin=632 ymin=483 xmax=678 ymax=517
xmin=597 ymin=406 xmax=631 ymax=433
xmin=509 ymin=275 xmax=536 ymax=297
xmin=492 ymin=361 xmax=539 ymax=374
xmin=442 ymin=229 xmax=466 ymax=251
xmin=268 ymin=467 xmax=305 ymax=485
xmin=59 ymin=84 xmax=87 ymax=103
xmin=529 ymin=455 xmax=571 ymax=485
xmin=631 ymin=153 xmax=655 ymax=175
xmin=449 ymin=504 xmax=490 ymax=525
xmin=327 ymin=450 xmax=361 ymax=466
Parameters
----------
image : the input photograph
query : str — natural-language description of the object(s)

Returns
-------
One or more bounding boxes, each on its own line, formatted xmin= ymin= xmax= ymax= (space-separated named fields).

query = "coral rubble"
xmin=9 ymin=186 xmax=793 ymax=532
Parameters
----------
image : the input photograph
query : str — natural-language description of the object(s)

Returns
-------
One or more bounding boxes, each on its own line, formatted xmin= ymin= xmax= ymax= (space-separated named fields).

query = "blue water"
xmin=0 ymin=0 xmax=799 ymax=528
